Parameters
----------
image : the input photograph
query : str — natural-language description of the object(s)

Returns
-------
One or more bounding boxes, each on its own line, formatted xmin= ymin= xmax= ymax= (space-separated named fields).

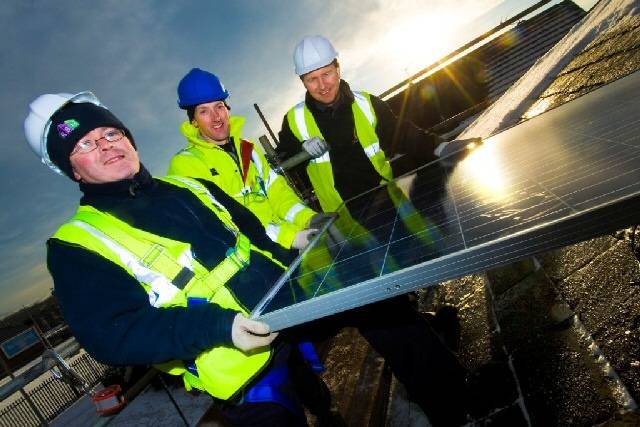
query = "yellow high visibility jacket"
xmin=286 ymin=91 xmax=441 ymax=248
xmin=168 ymin=116 xmax=316 ymax=249
xmin=52 ymin=176 xmax=285 ymax=400
xmin=286 ymin=91 xmax=393 ymax=213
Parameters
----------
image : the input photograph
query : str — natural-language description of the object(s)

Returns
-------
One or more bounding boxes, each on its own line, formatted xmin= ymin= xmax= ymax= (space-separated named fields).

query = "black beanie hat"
xmin=47 ymin=102 xmax=135 ymax=180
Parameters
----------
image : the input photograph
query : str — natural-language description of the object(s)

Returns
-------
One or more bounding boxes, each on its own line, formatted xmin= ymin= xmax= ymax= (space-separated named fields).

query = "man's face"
xmin=302 ymin=63 xmax=341 ymax=105
xmin=70 ymin=127 xmax=140 ymax=184
xmin=193 ymin=100 xmax=231 ymax=145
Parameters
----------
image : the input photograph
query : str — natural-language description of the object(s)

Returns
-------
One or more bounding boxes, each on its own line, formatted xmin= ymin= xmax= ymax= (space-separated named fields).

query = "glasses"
xmin=70 ymin=129 xmax=126 ymax=156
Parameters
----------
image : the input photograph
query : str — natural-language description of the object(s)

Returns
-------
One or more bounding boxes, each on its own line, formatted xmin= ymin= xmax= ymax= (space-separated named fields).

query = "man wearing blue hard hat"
xmin=169 ymin=68 xmax=321 ymax=251
xmin=275 ymin=35 xmax=475 ymax=426
xmin=168 ymin=68 xmax=344 ymax=425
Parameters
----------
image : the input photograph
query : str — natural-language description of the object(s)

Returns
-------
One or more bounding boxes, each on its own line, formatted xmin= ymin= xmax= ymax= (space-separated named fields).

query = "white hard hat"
xmin=24 ymin=91 xmax=102 ymax=175
xmin=293 ymin=35 xmax=339 ymax=76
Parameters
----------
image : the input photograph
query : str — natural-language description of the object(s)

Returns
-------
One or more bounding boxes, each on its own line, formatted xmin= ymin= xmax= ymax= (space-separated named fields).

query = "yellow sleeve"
xmin=168 ymin=151 xmax=213 ymax=181
xmin=268 ymin=174 xmax=316 ymax=227
xmin=254 ymin=147 xmax=316 ymax=227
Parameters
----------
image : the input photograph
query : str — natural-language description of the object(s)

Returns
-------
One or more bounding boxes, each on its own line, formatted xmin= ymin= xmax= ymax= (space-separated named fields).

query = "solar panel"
xmin=252 ymin=70 xmax=640 ymax=331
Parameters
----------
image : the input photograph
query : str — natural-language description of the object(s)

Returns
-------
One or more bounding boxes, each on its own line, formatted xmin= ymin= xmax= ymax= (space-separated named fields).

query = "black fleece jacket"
xmin=48 ymin=165 xmax=294 ymax=366
xmin=277 ymin=80 xmax=442 ymax=202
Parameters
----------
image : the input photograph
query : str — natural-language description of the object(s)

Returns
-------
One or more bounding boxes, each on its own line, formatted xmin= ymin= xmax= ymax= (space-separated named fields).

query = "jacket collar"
xmin=79 ymin=163 xmax=155 ymax=199
xmin=179 ymin=115 xmax=246 ymax=151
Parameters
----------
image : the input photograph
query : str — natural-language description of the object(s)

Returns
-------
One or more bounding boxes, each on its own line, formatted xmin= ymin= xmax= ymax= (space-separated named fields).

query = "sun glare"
xmin=380 ymin=12 xmax=458 ymax=76
xmin=458 ymin=139 xmax=511 ymax=203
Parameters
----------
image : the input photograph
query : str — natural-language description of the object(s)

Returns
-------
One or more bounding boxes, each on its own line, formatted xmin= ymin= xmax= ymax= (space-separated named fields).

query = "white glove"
xmin=434 ymin=137 xmax=482 ymax=158
xmin=302 ymin=137 xmax=329 ymax=158
xmin=231 ymin=313 xmax=278 ymax=352
xmin=291 ymin=228 xmax=319 ymax=250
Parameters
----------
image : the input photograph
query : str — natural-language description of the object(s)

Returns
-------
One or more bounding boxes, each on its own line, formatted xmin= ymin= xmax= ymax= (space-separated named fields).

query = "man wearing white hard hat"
xmin=24 ymin=91 xmax=330 ymax=426
xmin=276 ymin=35 xmax=473 ymax=426
xmin=276 ymin=35 xmax=476 ymax=212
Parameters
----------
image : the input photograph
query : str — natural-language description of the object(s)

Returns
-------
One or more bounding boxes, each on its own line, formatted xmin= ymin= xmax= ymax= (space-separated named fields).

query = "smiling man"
xmin=276 ymin=35 xmax=478 ymax=212
xmin=168 ymin=68 xmax=319 ymax=251
xmin=276 ymin=35 xmax=451 ymax=212
xmin=68 ymin=127 xmax=139 ymax=183
xmin=275 ymin=35 xmax=474 ymax=426
xmin=23 ymin=91 xmax=326 ymax=426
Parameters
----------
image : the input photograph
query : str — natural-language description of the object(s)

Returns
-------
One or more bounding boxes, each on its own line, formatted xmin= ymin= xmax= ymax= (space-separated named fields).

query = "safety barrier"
xmin=0 ymin=350 xmax=108 ymax=427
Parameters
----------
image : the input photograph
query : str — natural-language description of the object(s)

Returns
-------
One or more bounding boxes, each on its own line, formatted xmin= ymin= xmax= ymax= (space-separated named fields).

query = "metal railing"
xmin=0 ymin=343 xmax=109 ymax=426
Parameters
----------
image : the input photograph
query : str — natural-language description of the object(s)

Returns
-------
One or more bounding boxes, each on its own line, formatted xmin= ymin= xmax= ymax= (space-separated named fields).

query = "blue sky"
xmin=0 ymin=0 xmax=595 ymax=318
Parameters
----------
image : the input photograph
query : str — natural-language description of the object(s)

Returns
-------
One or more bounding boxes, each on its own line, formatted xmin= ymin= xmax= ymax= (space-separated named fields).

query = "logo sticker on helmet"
xmin=57 ymin=119 xmax=80 ymax=139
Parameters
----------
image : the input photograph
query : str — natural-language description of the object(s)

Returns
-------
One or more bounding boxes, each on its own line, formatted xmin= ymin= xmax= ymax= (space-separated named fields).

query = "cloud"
xmin=0 ymin=0 xmax=546 ymax=316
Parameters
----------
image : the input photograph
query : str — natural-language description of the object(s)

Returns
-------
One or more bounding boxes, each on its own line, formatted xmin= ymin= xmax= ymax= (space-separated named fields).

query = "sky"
xmin=0 ymin=0 xmax=597 ymax=319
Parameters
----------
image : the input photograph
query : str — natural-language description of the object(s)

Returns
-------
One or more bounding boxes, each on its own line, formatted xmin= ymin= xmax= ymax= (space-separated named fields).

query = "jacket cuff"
xmin=212 ymin=307 xmax=240 ymax=346
xmin=294 ymin=208 xmax=317 ymax=228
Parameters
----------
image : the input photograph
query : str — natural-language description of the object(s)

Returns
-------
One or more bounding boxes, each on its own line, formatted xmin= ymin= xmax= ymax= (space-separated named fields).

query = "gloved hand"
xmin=292 ymin=228 xmax=319 ymax=249
xmin=308 ymin=212 xmax=335 ymax=228
xmin=231 ymin=313 xmax=278 ymax=352
xmin=302 ymin=136 xmax=329 ymax=158
xmin=434 ymin=137 xmax=482 ymax=158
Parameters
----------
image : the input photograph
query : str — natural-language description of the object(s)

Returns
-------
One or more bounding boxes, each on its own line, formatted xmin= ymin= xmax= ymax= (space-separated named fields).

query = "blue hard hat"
xmin=177 ymin=68 xmax=229 ymax=109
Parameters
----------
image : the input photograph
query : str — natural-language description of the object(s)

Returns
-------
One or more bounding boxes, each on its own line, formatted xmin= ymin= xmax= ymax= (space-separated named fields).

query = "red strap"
xmin=240 ymin=139 xmax=253 ymax=185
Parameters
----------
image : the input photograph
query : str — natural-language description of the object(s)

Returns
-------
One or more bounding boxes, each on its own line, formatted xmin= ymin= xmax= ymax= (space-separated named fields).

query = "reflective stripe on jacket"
xmin=286 ymin=91 xmax=393 ymax=213
xmin=52 ymin=176 xmax=283 ymax=400
xmin=168 ymin=116 xmax=315 ymax=249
